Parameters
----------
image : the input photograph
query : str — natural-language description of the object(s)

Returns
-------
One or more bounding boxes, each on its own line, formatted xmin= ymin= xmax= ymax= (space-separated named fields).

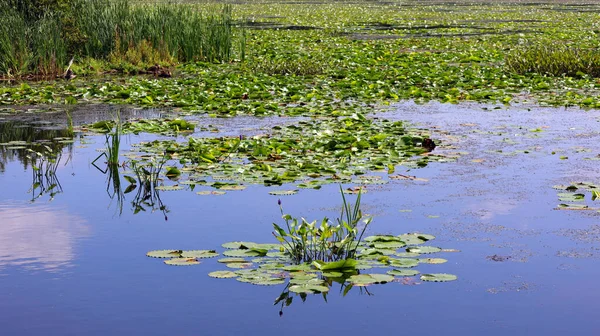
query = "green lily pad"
xmin=164 ymin=258 xmax=200 ymax=266
xmin=225 ymin=262 xmax=254 ymax=269
xmin=218 ymin=185 xmax=246 ymax=191
xmin=155 ymin=185 xmax=184 ymax=191
xmin=406 ymin=246 xmax=442 ymax=254
xmin=387 ymin=269 xmax=420 ymax=276
xmin=397 ymin=233 xmax=427 ymax=245
xmin=390 ymin=258 xmax=419 ymax=268
xmin=208 ymin=271 xmax=237 ymax=278
xmin=218 ymin=258 xmax=247 ymax=263
xmin=147 ymin=250 xmax=183 ymax=258
xmin=420 ymin=273 xmax=457 ymax=282
xmin=419 ymin=258 xmax=448 ymax=264
xmin=269 ymin=190 xmax=298 ymax=196
xmin=181 ymin=250 xmax=219 ymax=258
xmin=289 ymin=283 xmax=330 ymax=293
xmin=196 ymin=190 xmax=226 ymax=195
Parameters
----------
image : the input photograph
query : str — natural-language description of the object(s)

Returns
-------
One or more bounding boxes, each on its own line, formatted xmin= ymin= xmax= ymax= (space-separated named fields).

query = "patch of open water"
xmin=1 ymin=102 xmax=599 ymax=335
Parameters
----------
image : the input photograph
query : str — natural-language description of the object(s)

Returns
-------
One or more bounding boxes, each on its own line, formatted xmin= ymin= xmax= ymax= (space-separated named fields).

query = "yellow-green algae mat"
xmin=147 ymin=234 xmax=458 ymax=294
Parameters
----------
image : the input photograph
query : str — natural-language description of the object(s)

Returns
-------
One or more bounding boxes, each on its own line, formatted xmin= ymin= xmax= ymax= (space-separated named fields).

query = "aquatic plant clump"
xmin=273 ymin=187 xmax=371 ymax=264
xmin=129 ymin=114 xmax=439 ymax=187
xmin=147 ymin=232 xmax=457 ymax=293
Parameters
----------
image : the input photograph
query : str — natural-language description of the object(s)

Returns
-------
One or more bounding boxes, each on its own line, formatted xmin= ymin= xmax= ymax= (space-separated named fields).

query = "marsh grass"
xmin=249 ymin=56 xmax=327 ymax=76
xmin=0 ymin=0 xmax=236 ymax=76
xmin=273 ymin=186 xmax=372 ymax=264
xmin=506 ymin=44 xmax=600 ymax=78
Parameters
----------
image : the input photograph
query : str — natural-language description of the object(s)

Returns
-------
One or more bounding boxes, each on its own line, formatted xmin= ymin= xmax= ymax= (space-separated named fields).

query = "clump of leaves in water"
xmin=273 ymin=186 xmax=371 ymax=264
xmin=147 ymin=190 xmax=458 ymax=300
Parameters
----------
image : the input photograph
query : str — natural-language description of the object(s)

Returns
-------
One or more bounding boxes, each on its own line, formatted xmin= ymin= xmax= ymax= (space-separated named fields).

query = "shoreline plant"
xmin=0 ymin=0 xmax=236 ymax=77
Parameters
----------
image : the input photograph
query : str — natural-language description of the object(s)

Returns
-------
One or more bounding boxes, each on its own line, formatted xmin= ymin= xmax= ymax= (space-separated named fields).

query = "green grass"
xmin=506 ymin=44 xmax=600 ymax=78
xmin=0 ymin=0 xmax=236 ymax=77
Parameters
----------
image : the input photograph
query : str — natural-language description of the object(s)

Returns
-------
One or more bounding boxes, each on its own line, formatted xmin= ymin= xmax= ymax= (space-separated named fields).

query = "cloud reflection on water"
xmin=0 ymin=202 xmax=90 ymax=272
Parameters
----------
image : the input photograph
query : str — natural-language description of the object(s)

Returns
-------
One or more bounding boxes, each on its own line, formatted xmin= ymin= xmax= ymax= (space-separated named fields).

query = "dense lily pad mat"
xmin=4 ymin=2 xmax=600 ymax=111
xmin=147 ymin=233 xmax=457 ymax=297
xmin=126 ymin=114 xmax=449 ymax=188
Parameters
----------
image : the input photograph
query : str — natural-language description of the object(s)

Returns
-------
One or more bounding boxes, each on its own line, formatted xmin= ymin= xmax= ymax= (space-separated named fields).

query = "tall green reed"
xmin=0 ymin=0 xmax=237 ymax=76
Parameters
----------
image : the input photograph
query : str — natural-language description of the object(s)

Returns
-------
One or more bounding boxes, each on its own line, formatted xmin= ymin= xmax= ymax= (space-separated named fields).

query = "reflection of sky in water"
xmin=0 ymin=202 xmax=90 ymax=272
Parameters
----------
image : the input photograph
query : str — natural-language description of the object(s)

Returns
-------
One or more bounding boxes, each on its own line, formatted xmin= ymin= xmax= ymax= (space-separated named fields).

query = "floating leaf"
xmin=218 ymin=258 xmax=246 ymax=263
xmin=269 ymin=190 xmax=298 ymax=196
xmin=313 ymin=259 xmax=358 ymax=270
xmin=420 ymin=273 xmax=457 ymax=282
xmin=208 ymin=271 xmax=237 ymax=278
xmin=164 ymin=258 xmax=200 ymax=266
xmin=387 ymin=269 xmax=420 ymax=276
xmin=407 ymin=246 xmax=442 ymax=254
xmin=219 ymin=185 xmax=246 ymax=191
xmin=226 ymin=262 xmax=253 ymax=269
xmin=147 ymin=250 xmax=182 ymax=258
xmin=390 ymin=258 xmax=419 ymax=268
xmin=196 ymin=190 xmax=226 ymax=195
xmin=289 ymin=283 xmax=329 ymax=293
xmin=419 ymin=258 xmax=448 ymax=264
xmin=155 ymin=185 xmax=183 ymax=191
xmin=181 ymin=250 xmax=219 ymax=258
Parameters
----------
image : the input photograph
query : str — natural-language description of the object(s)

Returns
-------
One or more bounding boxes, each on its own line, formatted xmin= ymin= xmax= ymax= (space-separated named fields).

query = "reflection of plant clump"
xmin=273 ymin=187 xmax=371 ymax=264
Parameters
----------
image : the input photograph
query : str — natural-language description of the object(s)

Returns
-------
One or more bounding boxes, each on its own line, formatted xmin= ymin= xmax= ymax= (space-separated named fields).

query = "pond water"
xmin=1 ymin=102 xmax=600 ymax=335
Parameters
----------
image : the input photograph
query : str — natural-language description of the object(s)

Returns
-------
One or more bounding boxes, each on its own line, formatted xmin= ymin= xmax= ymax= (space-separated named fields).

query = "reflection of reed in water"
xmin=92 ymin=127 xmax=125 ymax=215
xmin=0 ymin=120 xmax=73 ymax=173
xmin=128 ymin=156 xmax=170 ymax=221
xmin=26 ymin=145 xmax=65 ymax=202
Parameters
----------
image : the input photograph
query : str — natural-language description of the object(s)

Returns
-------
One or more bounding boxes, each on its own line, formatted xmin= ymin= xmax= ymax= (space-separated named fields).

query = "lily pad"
xmin=420 ymin=273 xmax=457 ymax=282
xmin=218 ymin=185 xmax=247 ymax=191
xmin=289 ymin=283 xmax=330 ymax=293
xmin=387 ymin=269 xmax=420 ymax=276
xmin=164 ymin=258 xmax=200 ymax=266
xmin=196 ymin=191 xmax=226 ymax=195
xmin=147 ymin=250 xmax=183 ymax=258
xmin=155 ymin=185 xmax=184 ymax=191
xmin=268 ymin=190 xmax=298 ymax=196
xmin=181 ymin=250 xmax=219 ymax=258
xmin=419 ymin=258 xmax=448 ymax=264
xmin=407 ymin=246 xmax=442 ymax=254
xmin=208 ymin=271 xmax=237 ymax=278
